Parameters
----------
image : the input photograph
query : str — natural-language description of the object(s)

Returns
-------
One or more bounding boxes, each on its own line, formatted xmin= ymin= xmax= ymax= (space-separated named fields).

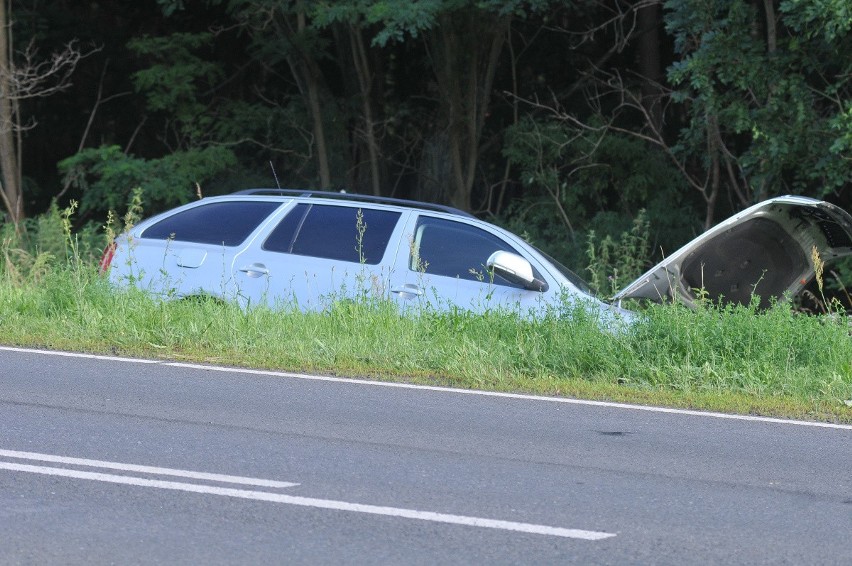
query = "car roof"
xmin=230 ymin=188 xmax=476 ymax=219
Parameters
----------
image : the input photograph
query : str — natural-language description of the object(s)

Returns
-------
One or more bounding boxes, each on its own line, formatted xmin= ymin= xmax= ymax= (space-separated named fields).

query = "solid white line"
xmin=0 ymin=346 xmax=160 ymax=364
xmin=166 ymin=362 xmax=852 ymax=430
xmin=0 ymin=461 xmax=615 ymax=540
xmin=3 ymin=345 xmax=851 ymax=430
xmin=0 ymin=449 xmax=298 ymax=489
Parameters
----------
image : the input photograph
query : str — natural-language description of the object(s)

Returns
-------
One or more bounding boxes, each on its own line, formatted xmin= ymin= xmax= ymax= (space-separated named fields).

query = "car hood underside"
xmin=613 ymin=196 xmax=852 ymax=309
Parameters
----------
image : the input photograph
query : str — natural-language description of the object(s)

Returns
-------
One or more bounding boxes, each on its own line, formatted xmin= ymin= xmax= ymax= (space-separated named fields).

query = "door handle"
xmin=238 ymin=263 xmax=269 ymax=278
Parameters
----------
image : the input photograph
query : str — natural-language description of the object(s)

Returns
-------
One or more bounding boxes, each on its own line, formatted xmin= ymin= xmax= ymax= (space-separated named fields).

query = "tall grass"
xmin=627 ymin=298 xmax=852 ymax=400
xmin=1 ymin=202 xmax=851 ymax=422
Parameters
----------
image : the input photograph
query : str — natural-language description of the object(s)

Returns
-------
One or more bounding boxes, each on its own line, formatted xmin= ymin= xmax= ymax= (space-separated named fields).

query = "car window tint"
xmin=141 ymin=201 xmax=280 ymax=246
xmin=412 ymin=216 xmax=522 ymax=286
xmin=263 ymin=203 xmax=400 ymax=265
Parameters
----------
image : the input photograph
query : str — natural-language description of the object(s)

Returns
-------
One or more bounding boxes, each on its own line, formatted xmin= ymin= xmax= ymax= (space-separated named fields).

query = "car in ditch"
xmin=100 ymin=190 xmax=852 ymax=325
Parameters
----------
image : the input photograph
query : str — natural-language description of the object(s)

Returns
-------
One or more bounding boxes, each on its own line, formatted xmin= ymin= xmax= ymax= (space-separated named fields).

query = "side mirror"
xmin=486 ymin=251 xmax=549 ymax=292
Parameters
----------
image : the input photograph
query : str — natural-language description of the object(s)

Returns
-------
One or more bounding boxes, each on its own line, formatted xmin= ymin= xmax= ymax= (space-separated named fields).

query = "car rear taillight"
xmin=98 ymin=242 xmax=116 ymax=275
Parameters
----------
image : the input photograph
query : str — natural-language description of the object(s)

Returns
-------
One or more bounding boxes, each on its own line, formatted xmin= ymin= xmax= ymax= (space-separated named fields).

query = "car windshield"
xmin=533 ymin=246 xmax=597 ymax=297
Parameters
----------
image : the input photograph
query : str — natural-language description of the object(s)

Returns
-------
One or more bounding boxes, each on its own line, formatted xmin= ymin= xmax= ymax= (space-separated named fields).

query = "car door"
xmin=386 ymin=213 xmax=552 ymax=314
xmin=233 ymin=202 xmax=409 ymax=310
xmin=111 ymin=199 xmax=286 ymax=301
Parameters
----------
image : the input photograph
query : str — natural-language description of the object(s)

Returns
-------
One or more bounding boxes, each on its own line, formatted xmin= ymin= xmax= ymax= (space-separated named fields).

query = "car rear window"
xmin=141 ymin=201 xmax=281 ymax=246
xmin=263 ymin=203 xmax=401 ymax=265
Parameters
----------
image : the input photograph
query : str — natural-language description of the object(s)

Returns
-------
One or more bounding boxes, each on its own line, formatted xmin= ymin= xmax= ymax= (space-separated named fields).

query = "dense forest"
xmin=0 ymin=0 xmax=850 ymax=282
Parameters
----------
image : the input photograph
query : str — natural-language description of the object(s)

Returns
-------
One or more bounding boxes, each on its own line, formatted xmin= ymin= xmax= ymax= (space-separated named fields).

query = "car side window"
xmin=263 ymin=203 xmax=401 ymax=265
xmin=411 ymin=216 xmax=522 ymax=287
xmin=141 ymin=201 xmax=281 ymax=246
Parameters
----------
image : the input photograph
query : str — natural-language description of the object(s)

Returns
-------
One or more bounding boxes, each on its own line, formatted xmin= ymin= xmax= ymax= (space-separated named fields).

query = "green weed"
xmin=585 ymin=209 xmax=651 ymax=297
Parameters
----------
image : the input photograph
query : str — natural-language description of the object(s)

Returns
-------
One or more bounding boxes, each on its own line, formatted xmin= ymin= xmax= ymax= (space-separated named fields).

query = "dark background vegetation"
xmin=1 ymin=0 xmax=850 ymax=294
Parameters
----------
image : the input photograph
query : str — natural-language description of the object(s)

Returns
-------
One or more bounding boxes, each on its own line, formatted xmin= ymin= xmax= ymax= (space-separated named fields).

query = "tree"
xmin=0 ymin=0 xmax=84 ymax=228
xmin=59 ymin=32 xmax=239 ymax=215
xmin=320 ymin=0 xmax=554 ymax=211
xmin=527 ymin=0 xmax=852 ymax=230
xmin=664 ymin=0 xmax=852 ymax=225
xmin=227 ymin=0 xmax=336 ymax=189
xmin=426 ymin=4 xmax=511 ymax=211
xmin=312 ymin=3 xmax=387 ymax=196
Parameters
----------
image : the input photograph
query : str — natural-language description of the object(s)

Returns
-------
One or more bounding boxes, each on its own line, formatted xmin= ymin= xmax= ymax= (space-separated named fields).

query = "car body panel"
xmin=384 ymin=210 xmax=629 ymax=323
xmin=613 ymin=196 xmax=852 ymax=308
xmin=386 ymin=212 xmax=532 ymax=313
xmin=231 ymin=202 xmax=411 ymax=310
xmin=109 ymin=197 xmax=289 ymax=301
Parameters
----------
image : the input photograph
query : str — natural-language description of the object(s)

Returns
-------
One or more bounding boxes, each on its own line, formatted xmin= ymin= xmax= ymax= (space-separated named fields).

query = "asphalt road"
xmin=1 ymin=346 xmax=850 ymax=565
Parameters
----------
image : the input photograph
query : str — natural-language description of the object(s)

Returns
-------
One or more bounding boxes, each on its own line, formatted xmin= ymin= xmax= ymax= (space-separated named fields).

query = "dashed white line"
xmin=2 ymin=345 xmax=848 ymax=430
xmin=0 ymin=449 xmax=298 ymax=488
xmin=0 ymin=460 xmax=615 ymax=540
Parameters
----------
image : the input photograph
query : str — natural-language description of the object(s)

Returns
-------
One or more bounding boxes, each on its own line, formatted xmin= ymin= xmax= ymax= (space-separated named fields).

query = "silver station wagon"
xmin=101 ymin=190 xmax=852 ymax=324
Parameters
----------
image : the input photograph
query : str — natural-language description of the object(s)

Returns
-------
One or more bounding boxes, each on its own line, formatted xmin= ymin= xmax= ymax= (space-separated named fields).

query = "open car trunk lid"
xmin=613 ymin=196 xmax=852 ymax=309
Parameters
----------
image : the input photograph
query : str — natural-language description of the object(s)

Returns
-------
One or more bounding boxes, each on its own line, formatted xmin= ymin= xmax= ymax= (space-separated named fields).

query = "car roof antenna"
xmin=270 ymin=161 xmax=282 ymax=189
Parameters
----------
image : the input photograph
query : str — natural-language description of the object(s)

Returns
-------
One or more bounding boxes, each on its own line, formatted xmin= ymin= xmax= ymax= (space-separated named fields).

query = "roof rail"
xmin=231 ymin=188 xmax=475 ymax=218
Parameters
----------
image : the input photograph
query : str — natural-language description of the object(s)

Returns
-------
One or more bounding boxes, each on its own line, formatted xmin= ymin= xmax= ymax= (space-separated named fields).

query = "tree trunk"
xmin=282 ymin=11 xmax=331 ymax=190
xmin=761 ymin=0 xmax=777 ymax=54
xmin=704 ymin=112 xmax=722 ymax=230
xmin=0 ymin=0 xmax=23 ymax=226
xmin=349 ymin=24 xmax=382 ymax=196
xmin=637 ymin=1 xmax=663 ymax=134
xmin=429 ymin=9 xmax=509 ymax=211
xmin=304 ymin=64 xmax=331 ymax=189
xmin=299 ymin=13 xmax=331 ymax=189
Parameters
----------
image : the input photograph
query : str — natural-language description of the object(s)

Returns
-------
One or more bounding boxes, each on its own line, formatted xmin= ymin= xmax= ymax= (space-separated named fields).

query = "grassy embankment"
xmin=1 ymin=215 xmax=851 ymax=424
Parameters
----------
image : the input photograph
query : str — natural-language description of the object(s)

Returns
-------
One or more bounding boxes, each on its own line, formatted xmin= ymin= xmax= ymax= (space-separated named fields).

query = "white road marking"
xmin=2 ymin=345 xmax=851 ymax=430
xmin=0 ymin=347 xmax=161 ymax=364
xmin=0 ymin=449 xmax=298 ymax=488
xmin=172 ymin=362 xmax=852 ymax=430
xmin=0 ymin=460 xmax=615 ymax=540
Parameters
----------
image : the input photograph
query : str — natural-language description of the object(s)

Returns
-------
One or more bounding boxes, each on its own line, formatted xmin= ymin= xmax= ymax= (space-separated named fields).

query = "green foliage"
xmin=501 ymin=116 xmax=588 ymax=247
xmin=156 ymin=0 xmax=186 ymax=17
xmin=313 ymin=0 xmax=556 ymax=46
xmin=501 ymin=116 xmax=692 ymax=274
xmin=4 ymin=201 xmax=98 ymax=261
xmin=628 ymin=298 xmax=852 ymax=404
xmin=664 ymin=0 xmax=852 ymax=197
xmin=212 ymin=96 xmax=349 ymax=187
xmin=0 ymin=200 xmax=104 ymax=288
xmin=129 ymin=32 xmax=224 ymax=143
xmin=58 ymin=145 xmax=238 ymax=216
xmin=780 ymin=0 xmax=851 ymax=42
xmin=215 ymin=1 xmax=352 ymax=187
xmin=55 ymin=28 xmax=244 ymax=218
xmin=235 ymin=2 xmax=330 ymax=64
xmin=585 ymin=210 xmax=651 ymax=298
xmin=780 ymin=1 xmax=852 ymax=171
xmin=313 ymin=0 xmax=440 ymax=45
xmin=59 ymin=146 xmax=236 ymax=214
